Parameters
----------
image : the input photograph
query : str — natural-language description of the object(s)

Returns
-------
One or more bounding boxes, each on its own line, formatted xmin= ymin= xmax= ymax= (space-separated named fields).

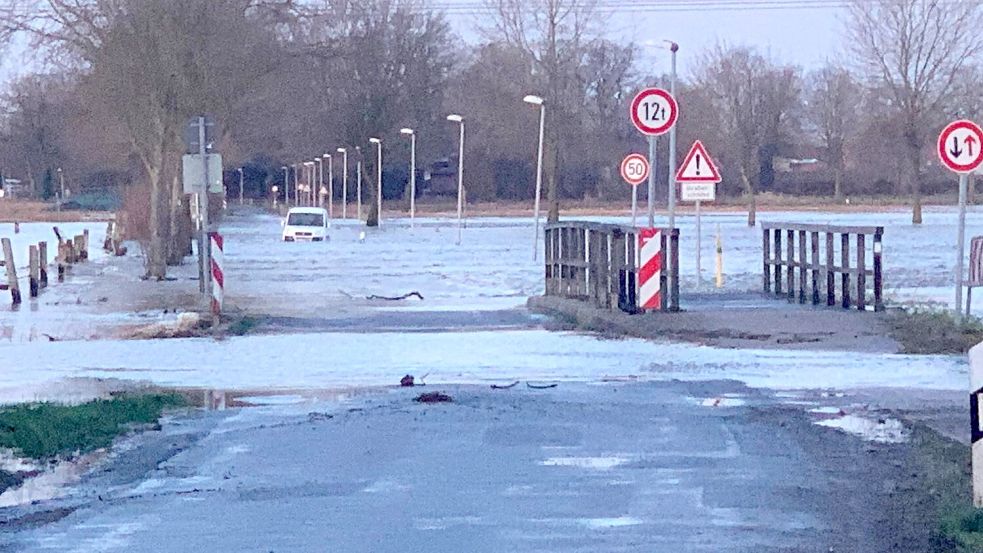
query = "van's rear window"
xmin=287 ymin=213 xmax=324 ymax=226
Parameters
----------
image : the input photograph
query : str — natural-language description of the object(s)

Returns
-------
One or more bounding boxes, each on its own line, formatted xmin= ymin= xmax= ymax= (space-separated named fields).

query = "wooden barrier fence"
xmin=544 ymin=221 xmax=680 ymax=313
xmin=0 ymin=227 xmax=90 ymax=305
xmin=761 ymin=222 xmax=884 ymax=312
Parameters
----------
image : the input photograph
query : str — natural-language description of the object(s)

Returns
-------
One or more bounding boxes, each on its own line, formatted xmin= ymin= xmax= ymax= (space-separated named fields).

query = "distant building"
xmin=0 ymin=178 xmax=27 ymax=199
xmin=425 ymin=158 xmax=457 ymax=197
xmin=774 ymin=157 xmax=826 ymax=174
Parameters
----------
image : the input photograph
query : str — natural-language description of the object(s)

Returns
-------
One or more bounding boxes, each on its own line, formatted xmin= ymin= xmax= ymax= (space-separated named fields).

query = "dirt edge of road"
xmin=527 ymin=295 xmax=901 ymax=353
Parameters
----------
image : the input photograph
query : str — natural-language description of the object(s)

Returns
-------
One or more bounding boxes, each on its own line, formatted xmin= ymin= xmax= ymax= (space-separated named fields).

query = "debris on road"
xmin=491 ymin=381 xmax=519 ymax=390
xmin=414 ymin=392 xmax=453 ymax=403
xmin=527 ymin=383 xmax=558 ymax=390
xmin=367 ymin=291 xmax=424 ymax=301
xmin=400 ymin=375 xmax=415 ymax=387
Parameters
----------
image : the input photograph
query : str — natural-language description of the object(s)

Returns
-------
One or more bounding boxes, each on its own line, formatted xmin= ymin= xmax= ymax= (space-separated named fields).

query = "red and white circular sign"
xmin=938 ymin=119 xmax=983 ymax=174
xmin=630 ymin=88 xmax=678 ymax=136
xmin=620 ymin=153 xmax=650 ymax=186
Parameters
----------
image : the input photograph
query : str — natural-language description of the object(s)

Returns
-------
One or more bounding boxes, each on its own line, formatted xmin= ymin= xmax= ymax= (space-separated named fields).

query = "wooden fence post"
xmin=786 ymin=229 xmax=794 ymax=302
xmin=763 ymin=227 xmax=771 ymax=293
xmin=826 ymin=232 xmax=835 ymax=306
xmin=82 ymin=229 xmax=89 ymax=261
xmin=798 ymin=230 xmax=807 ymax=304
xmin=841 ymin=233 xmax=851 ymax=309
xmin=2 ymin=238 xmax=20 ymax=305
xmin=873 ymin=228 xmax=884 ymax=312
xmin=856 ymin=233 xmax=866 ymax=311
xmin=38 ymin=241 xmax=48 ymax=288
xmin=28 ymin=245 xmax=39 ymax=298
xmin=774 ymin=229 xmax=782 ymax=295
xmin=810 ymin=232 xmax=820 ymax=305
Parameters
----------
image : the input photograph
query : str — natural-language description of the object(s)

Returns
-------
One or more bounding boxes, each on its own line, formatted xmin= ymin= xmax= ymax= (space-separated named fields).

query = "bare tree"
xmin=484 ymin=0 xmax=599 ymax=222
xmin=696 ymin=45 xmax=800 ymax=226
xmin=848 ymin=0 xmax=983 ymax=224
xmin=805 ymin=64 xmax=860 ymax=201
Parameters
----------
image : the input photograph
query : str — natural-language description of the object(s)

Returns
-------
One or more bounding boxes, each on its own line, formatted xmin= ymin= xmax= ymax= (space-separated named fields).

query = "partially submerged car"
xmin=282 ymin=207 xmax=328 ymax=242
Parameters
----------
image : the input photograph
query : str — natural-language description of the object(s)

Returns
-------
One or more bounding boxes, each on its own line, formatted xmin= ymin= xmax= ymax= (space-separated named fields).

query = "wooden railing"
xmin=761 ymin=222 xmax=883 ymax=312
xmin=544 ymin=221 xmax=679 ymax=313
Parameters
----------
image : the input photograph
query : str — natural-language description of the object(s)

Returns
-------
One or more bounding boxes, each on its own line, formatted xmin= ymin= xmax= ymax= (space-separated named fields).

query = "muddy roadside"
xmin=528 ymin=294 xmax=901 ymax=353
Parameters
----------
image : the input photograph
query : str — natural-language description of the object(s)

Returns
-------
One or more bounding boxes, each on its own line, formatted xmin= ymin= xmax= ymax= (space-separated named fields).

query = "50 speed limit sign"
xmin=630 ymin=88 xmax=678 ymax=136
xmin=621 ymin=153 xmax=650 ymax=186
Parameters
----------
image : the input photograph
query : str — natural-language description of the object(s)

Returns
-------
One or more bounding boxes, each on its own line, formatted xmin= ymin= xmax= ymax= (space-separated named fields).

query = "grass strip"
xmin=0 ymin=393 xmax=187 ymax=459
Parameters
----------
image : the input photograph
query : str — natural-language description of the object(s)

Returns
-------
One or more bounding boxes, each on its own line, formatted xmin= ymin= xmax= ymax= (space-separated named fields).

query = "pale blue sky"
xmin=0 ymin=3 xmax=846 ymax=88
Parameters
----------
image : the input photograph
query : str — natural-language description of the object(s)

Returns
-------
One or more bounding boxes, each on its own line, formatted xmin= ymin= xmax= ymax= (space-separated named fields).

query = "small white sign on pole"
xmin=680 ymin=182 xmax=716 ymax=202
xmin=182 ymin=154 xmax=224 ymax=194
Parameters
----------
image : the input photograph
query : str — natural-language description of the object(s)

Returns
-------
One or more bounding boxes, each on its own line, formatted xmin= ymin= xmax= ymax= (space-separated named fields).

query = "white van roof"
xmin=287 ymin=207 xmax=328 ymax=214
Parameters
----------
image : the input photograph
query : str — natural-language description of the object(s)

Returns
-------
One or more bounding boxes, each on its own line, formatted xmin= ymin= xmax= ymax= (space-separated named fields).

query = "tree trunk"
xmin=740 ymin=165 xmax=756 ymax=227
xmin=147 ymin=169 xmax=167 ymax=279
xmin=910 ymin=146 xmax=923 ymax=225
xmin=167 ymin=170 xmax=184 ymax=266
xmin=833 ymin=164 xmax=843 ymax=202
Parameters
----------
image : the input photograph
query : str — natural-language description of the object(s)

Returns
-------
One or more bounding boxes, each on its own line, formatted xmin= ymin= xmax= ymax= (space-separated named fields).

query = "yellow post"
xmin=715 ymin=224 xmax=724 ymax=289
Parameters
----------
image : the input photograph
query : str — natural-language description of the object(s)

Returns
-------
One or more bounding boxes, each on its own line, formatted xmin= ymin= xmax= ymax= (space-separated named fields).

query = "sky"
xmin=0 ymin=1 xmax=847 ymax=89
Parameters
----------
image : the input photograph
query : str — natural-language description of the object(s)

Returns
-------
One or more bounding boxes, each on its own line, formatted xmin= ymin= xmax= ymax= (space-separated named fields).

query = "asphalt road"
xmin=0 ymin=381 xmax=935 ymax=552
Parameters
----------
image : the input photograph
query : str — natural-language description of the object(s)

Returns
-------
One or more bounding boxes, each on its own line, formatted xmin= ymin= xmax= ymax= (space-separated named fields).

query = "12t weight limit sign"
xmin=630 ymin=88 xmax=678 ymax=136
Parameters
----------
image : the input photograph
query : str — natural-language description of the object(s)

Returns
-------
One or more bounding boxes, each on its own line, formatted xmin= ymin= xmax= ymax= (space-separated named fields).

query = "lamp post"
xmin=237 ymin=167 xmax=244 ymax=205
xmin=304 ymin=161 xmax=316 ymax=207
xmin=665 ymin=40 xmax=679 ymax=231
xmin=337 ymin=148 xmax=348 ymax=224
xmin=523 ymin=95 xmax=545 ymax=260
xmin=447 ymin=114 xmax=465 ymax=245
xmin=314 ymin=158 xmax=324 ymax=209
xmin=56 ymin=168 xmax=63 ymax=212
xmin=280 ymin=166 xmax=288 ymax=209
xmin=400 ymin=128 xmax=416 ymax=227
xmin=326 ymin=153 xmax=335 ymax=218
xmin=355 ymin=146 xmax=363 ymax=220
xmin=292 ymin=163 xmax=299 ymax=206
xmin=321 ymin=154 xmax=334 ymax=222
xmin=369 ymin=138 xmax=383 ymax=226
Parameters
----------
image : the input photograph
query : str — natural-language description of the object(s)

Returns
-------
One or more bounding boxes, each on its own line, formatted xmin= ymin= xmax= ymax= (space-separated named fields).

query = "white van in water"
xmin=282 ymin=207 xmax=328 ymax=242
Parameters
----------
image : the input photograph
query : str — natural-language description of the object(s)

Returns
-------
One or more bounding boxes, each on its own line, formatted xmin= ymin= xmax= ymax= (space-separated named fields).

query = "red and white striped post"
xmin=210 ymin=232 xmax=223 ymax=317
xmin=638 ymin=228 xmax=662 ymax=311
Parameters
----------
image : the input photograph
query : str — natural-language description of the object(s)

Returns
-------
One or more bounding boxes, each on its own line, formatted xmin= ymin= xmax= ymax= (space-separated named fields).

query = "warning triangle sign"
xmin=675 ymin=140 xmax=721 ymax=183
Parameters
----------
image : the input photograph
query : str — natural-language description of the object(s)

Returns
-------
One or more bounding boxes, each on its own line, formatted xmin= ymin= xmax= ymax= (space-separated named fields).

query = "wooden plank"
xmin=1 ymin=238 xmax=20 ymax=305
xmin=810 ymin=232 xmax=820 ymax=305
xmin=762 ymin=228 xmax=771 ymax=293
xmin=786 ymin=229 xmax=794 ymax=302
xmin=857 ymin=233 xmax=866 ymax=311
xmin=38 ymin=241 xmax=48 ymax=288
xmin=28 ymin=245 xmax=38 ymax=298
xmin=798 ymin=230 xmax=807 ymax=304
xmin=774 ymin=229 xmax=782 ymax=295
xmin=761 ymin=222 xmax=883 ymax=234
xmin=826 ymin=232 xmax=835 ymax=306
xmin=874 ymin=229 xmax=884 ymax=311
xmin=841 ymin=233 xmax=851 ymax=309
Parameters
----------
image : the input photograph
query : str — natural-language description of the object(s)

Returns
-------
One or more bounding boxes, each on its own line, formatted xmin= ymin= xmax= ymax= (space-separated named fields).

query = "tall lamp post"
xmin=369 ymin=138 xmax=383 ymax=226
xmin=337 ymin=148 xmax=348 ymax=224
xmin=314 ymin=158 xmax=324 ymax=209
xmin=304 ymin=161 xmax=316 ymax=207
xmin=292 ymin=163 xmax=299 ymax=206
xmin=326 ymin=153 xmax=335 ymax=219
xmin=238 ymin=167 xmax=244 ymax=205
xmin=355 ymin=146 xmax=363 ymax=220
xmin=56 ymin=168 xmax=63 ymax=212
xmin=664 ymin=40 xmax=679 ymax=231
xmin=400 ymin=128 xmax=417 ymax=227
xmin=447 ymin=114 xmax=465 ymax=245
xmin=523 ymin=95 xmax=545 ymax=260
xmin=280 ymin=166 xmax=288 ymax=209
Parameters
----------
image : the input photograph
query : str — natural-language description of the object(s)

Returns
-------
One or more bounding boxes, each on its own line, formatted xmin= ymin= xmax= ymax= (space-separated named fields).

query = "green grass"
xmin=888 ymin=306 xmax=983 ymax=354
xmin=939 ymin=508 xmax=983 ymax=552
xmin=0 ymin=393 xmax=187 ymax=459
xmin=227 ymin=315 xmax=260 ymax=336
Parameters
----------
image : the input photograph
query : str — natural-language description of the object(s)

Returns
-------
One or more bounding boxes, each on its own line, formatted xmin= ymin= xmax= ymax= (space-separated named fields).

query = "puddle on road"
xmin=0 ymin=450 xmax=106 ymax=508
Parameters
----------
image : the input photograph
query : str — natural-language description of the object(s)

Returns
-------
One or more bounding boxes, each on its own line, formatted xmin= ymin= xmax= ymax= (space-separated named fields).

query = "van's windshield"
xmin=287 ymin=213 xmax=324 ymax=227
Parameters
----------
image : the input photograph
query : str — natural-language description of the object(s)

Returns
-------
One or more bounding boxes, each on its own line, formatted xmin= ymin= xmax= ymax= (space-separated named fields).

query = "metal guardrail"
xmin=544 ymin=221 xmax=679 ymax=313
xmin=761 ymin=222 xmax=884 ymax=312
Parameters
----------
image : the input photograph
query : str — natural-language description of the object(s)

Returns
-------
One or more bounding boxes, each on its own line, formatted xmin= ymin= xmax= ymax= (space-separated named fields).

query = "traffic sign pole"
xmin=696 ymin=199 xmax=702 ymax=288
xmin=958 ymin=172 xmax=968 ymax=317
xmin=631 ymin=183 xmax=638 ymax=227
xmin=938 ymin=119 xmax=983 ymax=318
xmin=647 ymin=135 xmax=656 ymax=227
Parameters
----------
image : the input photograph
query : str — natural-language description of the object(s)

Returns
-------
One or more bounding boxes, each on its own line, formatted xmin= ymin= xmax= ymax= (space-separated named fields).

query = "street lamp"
xmin=237 ymin=167 xmax=244 ymax=205
xmin=524 ymin=95 xmax=545 ymax=260
xmin=304 ymin=161 xmax=316 ymax=207
xmin=314 ymin=158 xmax=324 ymax=209
xmin=355 ymin=146 xmax=363 ymax=220
xmin=369 ymin=138 xmax=383 ymax=226
xmin=337 ymin=148 xmax=348 ymax=224
xmin=321 ymin=154 xmax=334 ymax=222
xmin=325 ymin=154 xmax=335 ymax=219
xmin=56 ymin=168 xmax=63 ymax=212
xmin=664 ymin=39 xmax=679 ymax=232
xmin=271 ymin=185 xmax=279 ymax=208
xmin=281 ymin=166 xmax=288 ymax=208
xmin=292 ymin=163 xmax=299 ymax=206
xmin=447 ymin=114 xmax=465 ymax=245
xmin=400 ymin=128 xmax=416 ymax=227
